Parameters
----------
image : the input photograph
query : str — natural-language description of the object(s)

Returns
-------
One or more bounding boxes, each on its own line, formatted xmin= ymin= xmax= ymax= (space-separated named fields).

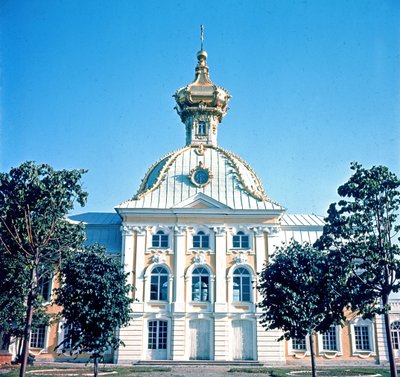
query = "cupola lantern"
xmin=174 ymin=26 xmax=231 ymax=146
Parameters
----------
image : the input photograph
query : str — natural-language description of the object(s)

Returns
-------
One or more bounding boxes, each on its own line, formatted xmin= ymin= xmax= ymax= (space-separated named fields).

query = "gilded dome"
xmin=174 ymin=49 xmax=231 ymax=124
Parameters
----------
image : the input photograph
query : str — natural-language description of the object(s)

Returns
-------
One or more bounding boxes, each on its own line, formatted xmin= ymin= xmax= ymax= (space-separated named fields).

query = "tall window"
xmin=391 ymin=321 xmax=400 ymax=350
xmin=233 ymin=267 xmax=251 ymax=302
xmin=322 ymin=326 xmax=338 ymax=351
xmin=193 ymin=231 xmax=209 ymax=248
xmin=354 ymin=325 xmax=371 ymax=351
xmin=233 ymin=231 xmax=249 ymax=249
xmin=192 ymin=267 xmax=209 ymax=302
xmin=292 ymin=337 xmax=307 ymax=351
xmin=197 ymin=121 xmax=206 ymax=135
xmin=62 ymin=324 xmax=77 ymax=350
xmin=150 ymin=266 xmax=168 ymax=301
xmin=148 ymin=320 xmax=167 ymax=350
xmin=152 ymin=230 xmax=168 ymax=248
xmin=30 ymin=324 xmax=46 ymax=348
xmin=38 ymin=275 xmax=52 ymax=302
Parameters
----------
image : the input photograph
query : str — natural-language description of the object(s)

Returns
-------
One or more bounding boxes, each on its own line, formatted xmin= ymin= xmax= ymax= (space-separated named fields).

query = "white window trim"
xmin=350 ymin=318 xmax=376 ymax=357
xmin=189 ymin=226 xmax=214 ymax=253
xmin=317 ymin=325 xmax=343 ymax=358
xmin=227 ymin=264 xmax=255 ymax=307
xmin=228 ymin=226 xmax=253 ymax=254
xmin=185 ymin=264 xmax=215 ymax=306
xmin=143 ymin=316 xmax=171 ymax=360
xmin=288 ymin=336 xmax=311 ymax=358
xmin=29 ymin=324 xmax=49 ymax=355
xmin=147 ymin=226 xmax=173 ymax=253
xmin=144 ymin=263 xmax=173 ymax=305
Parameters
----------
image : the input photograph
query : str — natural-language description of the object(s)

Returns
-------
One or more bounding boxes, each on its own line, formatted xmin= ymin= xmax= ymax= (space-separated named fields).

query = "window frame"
xmin=391 ymin=321 xmax=400 ymax=351
xmin=197 ymin=121 xmax=207 ymax=136
xmin=232 ymin=266 xmax=252 ymax=303
xmin=193 ymin=231 xmax=210 ymax=249
xmin=191 ymin=266 xmax=210 ymax=302
xmin=150 ymin=266 xmax=169 ymax=301
xmin=152 ymin=230 xmax=169 ymax=248
xmin=232 ymin=231 xmax=249 ymax=249
xmin=350 ymin=318 xmax=375 ymax=356
xmin=317 ymin=325 xmax=342 ymax=355
xmin=288 ymin=336 xmax=310 ymax=356
xmin=30 ymin=324 xmax=47 ymax=350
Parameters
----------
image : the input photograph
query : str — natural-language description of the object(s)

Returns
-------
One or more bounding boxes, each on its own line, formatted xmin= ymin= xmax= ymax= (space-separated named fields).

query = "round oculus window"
xmin=190 ymin=166 xmax=212 ymax=187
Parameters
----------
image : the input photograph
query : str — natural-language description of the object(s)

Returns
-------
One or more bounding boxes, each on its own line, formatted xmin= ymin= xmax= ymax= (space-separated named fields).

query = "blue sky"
xmin=1 ymin=0 xmax=399 ymax=216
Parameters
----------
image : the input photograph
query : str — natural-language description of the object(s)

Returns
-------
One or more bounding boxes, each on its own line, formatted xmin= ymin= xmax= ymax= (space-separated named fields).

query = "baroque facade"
xmin=23 ymin=46 xmax=400 ymax=365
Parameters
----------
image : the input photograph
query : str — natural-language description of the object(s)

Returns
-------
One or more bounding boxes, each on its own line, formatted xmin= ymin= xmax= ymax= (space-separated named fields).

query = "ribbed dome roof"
xmin=118 ymin=145 xmax=283 ymax=211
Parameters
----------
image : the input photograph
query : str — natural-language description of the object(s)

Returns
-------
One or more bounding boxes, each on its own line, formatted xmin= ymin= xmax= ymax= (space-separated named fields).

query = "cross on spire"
xmin=200 ymin=24 xmax=204 ymax=51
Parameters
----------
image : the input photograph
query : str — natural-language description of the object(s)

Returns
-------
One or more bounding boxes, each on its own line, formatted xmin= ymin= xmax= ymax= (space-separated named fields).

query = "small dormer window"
xmin=197 ymin=121 xmax=206 ymax=135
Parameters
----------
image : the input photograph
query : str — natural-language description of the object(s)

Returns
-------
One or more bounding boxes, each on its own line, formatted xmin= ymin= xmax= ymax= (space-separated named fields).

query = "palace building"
xmin=24 ymin=44 xmax=400 ymax=365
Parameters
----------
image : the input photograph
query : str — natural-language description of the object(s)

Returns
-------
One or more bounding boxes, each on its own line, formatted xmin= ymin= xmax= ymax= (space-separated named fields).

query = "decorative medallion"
xmin=194 ymin=144 xmax=205 ymax=156
xmin=189 ymin=161 xmax=212 ymax=188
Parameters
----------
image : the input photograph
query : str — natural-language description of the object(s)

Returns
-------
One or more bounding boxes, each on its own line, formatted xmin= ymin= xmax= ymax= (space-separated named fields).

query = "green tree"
xmin=55 ymin=244 xmax=133 ymax=377
xmin=317 ymin=162 xmax=400 ymax=377
xmin=0 ymin=162 xmax=87 ymax=377
xmin=258 ymin=241 xmax=347 ymax=377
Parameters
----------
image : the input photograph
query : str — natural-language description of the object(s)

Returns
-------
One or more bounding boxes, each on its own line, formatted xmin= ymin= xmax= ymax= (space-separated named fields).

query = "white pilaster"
xmin=134 ymin=226 xmax=147 ymax=302
xmin=173 ymin=225 xmax=186 ymax=312
xmin=121 ymin=225 xmax=135 ymax=299
xmin=171 ymin=315 xmax=186 ymax=360
xmin=213 ymin=226 xmax=227 ymax=312
xmin=214 ymin=314 xmax=229 ymax=360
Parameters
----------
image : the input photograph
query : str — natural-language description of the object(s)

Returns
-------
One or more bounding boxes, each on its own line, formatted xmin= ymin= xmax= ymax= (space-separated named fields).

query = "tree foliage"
xmin=55 ymin=244 xmax=133 ymax=377
xmin=316 ymin=162 xmax=400 ymax=377
xmin=0 ymin=161 xmax=87 ymax=376
xmin=258 ymin=241 xmax=347 ymax=377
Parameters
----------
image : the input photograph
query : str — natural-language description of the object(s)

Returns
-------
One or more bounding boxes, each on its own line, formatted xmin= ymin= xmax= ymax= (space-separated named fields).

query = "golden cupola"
xmin=174 ymin=44 xmax=231 ymax=146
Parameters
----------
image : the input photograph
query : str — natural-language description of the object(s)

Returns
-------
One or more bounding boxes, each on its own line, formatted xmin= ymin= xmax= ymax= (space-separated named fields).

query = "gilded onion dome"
xmin=174 ymin=49 xmax=231 ymax=146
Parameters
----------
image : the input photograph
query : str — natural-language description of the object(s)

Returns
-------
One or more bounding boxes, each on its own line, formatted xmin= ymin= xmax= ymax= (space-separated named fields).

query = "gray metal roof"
xmin=69 ymin=212 xmax=122 ymax=254
xmin=117 ymin=145 xmax=284 ymax=211
xmin=69 ymin=212 xmax=122 ymax=225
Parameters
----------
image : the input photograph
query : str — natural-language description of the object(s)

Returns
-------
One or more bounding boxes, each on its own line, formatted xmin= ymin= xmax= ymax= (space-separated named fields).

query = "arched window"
xmin=192 ymin=267 xmax=209 ymax=302
xmin=233 ymin=231 xmax=249 ymax=249
xmin=152 ymin=230 xmax=168 ymax=248
xmin=197 ymin=121 xmax=206 ymax=135
xmin=193 ymin=231 xmax=209 ymax=249
xmin=150 ymin=266 xmax=168 ymax=301
xmin=233 ymin=267 xmax=251 ymax=302
xmin=391 ymin=321 xmax=400 ymax=350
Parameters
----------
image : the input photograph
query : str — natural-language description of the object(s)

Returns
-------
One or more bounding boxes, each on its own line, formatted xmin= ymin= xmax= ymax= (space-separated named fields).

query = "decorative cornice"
xmin=121 ymin=225 xmax=135 ymax=236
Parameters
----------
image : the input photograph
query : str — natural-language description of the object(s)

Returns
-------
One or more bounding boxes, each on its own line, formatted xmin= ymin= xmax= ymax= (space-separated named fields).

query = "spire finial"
xmin=200 ymin=24 xmax=204 ymax=51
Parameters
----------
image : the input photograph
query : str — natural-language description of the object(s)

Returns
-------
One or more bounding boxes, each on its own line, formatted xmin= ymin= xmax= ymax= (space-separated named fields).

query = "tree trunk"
xmin=383 ymin=295 xmax=398 ymax=377
xmin=19 ymin=267 xmax=36 ymax=377
xmin=93 ymin=356 xmax=98 ymax=377
xmin=309 ymin=333 xmax=317 ymax=377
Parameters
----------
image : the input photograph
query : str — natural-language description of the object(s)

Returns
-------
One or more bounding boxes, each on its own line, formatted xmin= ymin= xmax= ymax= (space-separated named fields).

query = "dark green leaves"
xmin=55 ymin=244 xmax=133 ymax=361
xmin=258 ymin=241 xmax=346 ymax=340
